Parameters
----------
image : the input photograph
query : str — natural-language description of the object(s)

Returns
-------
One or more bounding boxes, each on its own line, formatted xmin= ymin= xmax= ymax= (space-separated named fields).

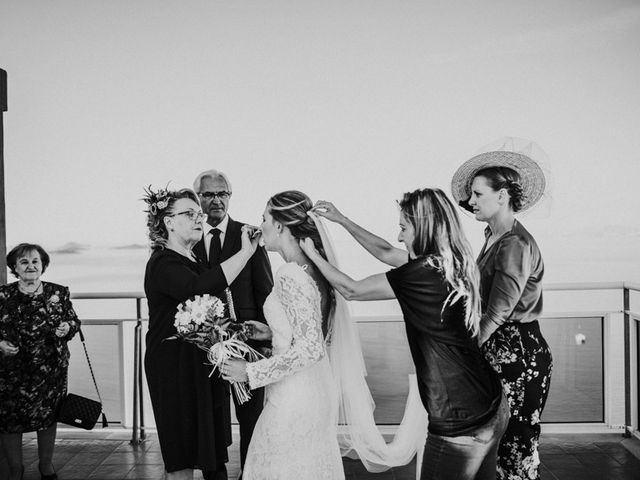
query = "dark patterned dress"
xmin=478 ymin=220 xmax=553 ymax=480
xmin=0 ymin=281 xmax=80 ymax=433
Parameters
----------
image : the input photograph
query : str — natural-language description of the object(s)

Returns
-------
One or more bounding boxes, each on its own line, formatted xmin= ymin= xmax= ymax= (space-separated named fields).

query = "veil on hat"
xmin=451 ymin=136 xmax=553 ymax=218
xmin=311 ymin=212 xmax=429 ymax=472
xmin=480 ymin=137 xmax=553 ymax=218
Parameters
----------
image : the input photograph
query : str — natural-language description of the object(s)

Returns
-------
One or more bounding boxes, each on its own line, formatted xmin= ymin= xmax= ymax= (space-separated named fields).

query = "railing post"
xmin=0 ymin=69 xmax=8 ymax=285
xmin=624 ymin=286 xmax=631 ymax=438
xmin=130 ymin=297 xmax=145 ymax=445
xmin=138 ymin=296 xmax=146 ymax=442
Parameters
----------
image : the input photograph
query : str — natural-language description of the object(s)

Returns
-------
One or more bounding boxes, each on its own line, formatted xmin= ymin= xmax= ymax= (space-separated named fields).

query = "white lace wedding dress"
xmin=243 ymin=262 xmax=344 ymax=480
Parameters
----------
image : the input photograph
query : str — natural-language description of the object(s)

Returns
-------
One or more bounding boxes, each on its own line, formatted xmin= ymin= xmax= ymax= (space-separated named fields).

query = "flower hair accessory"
xmin=143 ymin=184 xmax=172 ymax=216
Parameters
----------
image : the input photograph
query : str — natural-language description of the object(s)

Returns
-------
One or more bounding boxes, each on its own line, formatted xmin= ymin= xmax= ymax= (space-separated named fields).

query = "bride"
xmin=221 ymin=190 xmax=344 ymax=480
xmin=221 ymin=190 xmax=428 ymax=479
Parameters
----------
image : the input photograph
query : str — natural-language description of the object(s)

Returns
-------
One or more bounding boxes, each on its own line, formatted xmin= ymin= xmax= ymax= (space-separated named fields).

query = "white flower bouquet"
xmin=166 ymin=290 xmax=262 ymax=404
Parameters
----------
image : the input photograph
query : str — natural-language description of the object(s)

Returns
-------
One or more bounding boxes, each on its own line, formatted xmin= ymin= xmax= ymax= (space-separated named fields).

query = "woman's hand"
xmin=0 ymin=340 xmax=19 ymax=356
xmin=299 ymin=237 xmax=320 ymax=259
xmin=312 ymin=200 xmax=346 ymax=224
xmin=55 ymin=321 xmax=71 ymax=338
xmin=243 ymin=320 xmax=272 ymax=341
xmin=240 ymin=224 xmax=261 ymax=255
xmin=221 ymin=358 xmax=249 ymax=383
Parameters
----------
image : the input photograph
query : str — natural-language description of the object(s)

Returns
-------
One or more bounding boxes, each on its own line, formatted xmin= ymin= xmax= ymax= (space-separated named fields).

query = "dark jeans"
xmin=420 ymin=392 xmax=510 ymax=480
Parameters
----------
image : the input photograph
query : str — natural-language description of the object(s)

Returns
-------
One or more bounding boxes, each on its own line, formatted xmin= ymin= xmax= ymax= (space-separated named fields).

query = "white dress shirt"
xmin=203 ymin=215 xmax=229 ymax=261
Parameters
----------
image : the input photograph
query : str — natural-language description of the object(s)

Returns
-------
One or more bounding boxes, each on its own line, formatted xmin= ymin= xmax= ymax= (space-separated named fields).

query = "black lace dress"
xmin=0 ymin=282 xmax=80 ymax=433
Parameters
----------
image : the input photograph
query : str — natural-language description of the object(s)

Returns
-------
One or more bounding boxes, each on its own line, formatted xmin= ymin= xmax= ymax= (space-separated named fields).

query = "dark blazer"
xmin=193 ymin=217 xmax=273 ymax=327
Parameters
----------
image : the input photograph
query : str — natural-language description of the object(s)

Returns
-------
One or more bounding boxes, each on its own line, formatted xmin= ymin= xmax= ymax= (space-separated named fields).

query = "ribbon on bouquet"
xmin=207 ymin=288 xmax=263 ymax=404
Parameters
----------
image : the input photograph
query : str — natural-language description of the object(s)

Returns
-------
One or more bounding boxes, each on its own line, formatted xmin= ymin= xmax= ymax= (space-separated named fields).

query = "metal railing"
xmin=69 ymin=281 xmax=640 ymax=444
xmin=623 ymin=282 xmax=640 ymax=437
xmin=71 ymin=291 xmax=147 ymax=445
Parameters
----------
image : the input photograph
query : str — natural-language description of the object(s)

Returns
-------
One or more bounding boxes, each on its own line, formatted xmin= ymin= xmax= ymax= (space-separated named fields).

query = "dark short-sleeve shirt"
xmin=477 ymin=220 xmax=544 ymax=327
xmin=386 ymin=258 xmax=502 ymax=436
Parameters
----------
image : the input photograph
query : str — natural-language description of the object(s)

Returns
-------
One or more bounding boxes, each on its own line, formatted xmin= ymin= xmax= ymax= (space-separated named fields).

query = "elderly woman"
xmin=302 ymin=190 xmax=508 ymax=480
xmin=451 ymin=148 xmax=553 ymax=480
xmin=0 ymin=243 xmax=80 ymax=480
xmin=142 ymin=186 xmax=259 ymax=480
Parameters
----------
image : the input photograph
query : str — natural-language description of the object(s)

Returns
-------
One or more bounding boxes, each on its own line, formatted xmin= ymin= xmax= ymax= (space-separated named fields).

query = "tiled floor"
xmin=1 ymin=429 xmax=639 ymax=479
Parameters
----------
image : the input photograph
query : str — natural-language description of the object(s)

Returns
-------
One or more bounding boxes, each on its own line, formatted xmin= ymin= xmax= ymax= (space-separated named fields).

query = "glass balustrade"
xmin=60 ymin=282 xmax=640 ymax=443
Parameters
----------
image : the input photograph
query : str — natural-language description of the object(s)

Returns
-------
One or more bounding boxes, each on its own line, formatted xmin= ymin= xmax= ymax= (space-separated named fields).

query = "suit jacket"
xmin=193 ymin=217 xmax=273 ymax=329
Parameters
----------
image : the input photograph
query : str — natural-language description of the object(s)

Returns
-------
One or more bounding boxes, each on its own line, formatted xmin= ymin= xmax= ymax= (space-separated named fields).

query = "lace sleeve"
xmin=246 ymin=266 xmax=325 ymax=389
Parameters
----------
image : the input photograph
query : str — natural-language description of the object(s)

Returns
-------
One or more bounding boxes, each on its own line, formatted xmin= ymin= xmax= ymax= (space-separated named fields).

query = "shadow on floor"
xmin=1 ymin=430 xmax=639 ymax=479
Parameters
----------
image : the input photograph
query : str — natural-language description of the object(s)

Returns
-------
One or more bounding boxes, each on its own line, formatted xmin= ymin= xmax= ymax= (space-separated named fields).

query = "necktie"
xmin=209 ymin=228 xmax=222 ymax=267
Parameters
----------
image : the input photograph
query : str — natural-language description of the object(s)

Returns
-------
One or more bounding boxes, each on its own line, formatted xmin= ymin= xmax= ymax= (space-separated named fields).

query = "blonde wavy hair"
xmin=398 ymin=188 xmax=481 ymax=336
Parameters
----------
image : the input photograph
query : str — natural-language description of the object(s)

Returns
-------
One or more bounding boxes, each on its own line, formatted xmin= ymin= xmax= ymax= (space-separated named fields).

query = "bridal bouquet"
xmin=167 ymin=290 xmax=263 ymax=404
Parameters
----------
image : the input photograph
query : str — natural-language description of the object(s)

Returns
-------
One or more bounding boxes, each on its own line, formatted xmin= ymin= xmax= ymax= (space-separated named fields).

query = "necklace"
xmin=18 ymin=281 xmax=43 ymax=295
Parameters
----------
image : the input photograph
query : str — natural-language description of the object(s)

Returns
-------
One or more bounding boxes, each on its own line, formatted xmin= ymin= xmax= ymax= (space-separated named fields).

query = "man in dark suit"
xmin=192 ymin=170 xmax=273 ymax=480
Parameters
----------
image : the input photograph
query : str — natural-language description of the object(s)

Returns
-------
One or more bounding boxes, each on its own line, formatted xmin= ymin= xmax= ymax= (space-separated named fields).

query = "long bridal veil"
xmin=311 ymin=213 xmax=429 ymax=473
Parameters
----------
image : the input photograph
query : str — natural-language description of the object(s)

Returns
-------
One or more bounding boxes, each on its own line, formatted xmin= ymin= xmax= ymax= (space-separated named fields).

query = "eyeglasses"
xmin=170 ymin=210 xmax=207 ymax=222
xmin=198 ymin=191 xmax=231 ymax=200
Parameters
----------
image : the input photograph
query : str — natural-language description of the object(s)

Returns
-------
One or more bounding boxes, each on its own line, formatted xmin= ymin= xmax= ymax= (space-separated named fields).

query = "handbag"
xmin=57 ymin=328 xmax=108 ymax=430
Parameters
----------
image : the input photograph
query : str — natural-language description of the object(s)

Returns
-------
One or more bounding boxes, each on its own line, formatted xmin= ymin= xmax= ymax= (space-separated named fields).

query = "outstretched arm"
xmin=155 ymin=227 xmax=259 ymax=300
xmin=220 ymin=225 xmax=261 ymax=284
xmin=312 ymin=201 xmax=407 ymax=267
xmin=300 ymin=238 xmax=395 ymax=301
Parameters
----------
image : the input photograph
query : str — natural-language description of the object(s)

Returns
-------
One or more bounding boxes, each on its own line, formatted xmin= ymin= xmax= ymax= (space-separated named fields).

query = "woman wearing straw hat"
xmin=451 ymin=141 xmax=553 ymax=480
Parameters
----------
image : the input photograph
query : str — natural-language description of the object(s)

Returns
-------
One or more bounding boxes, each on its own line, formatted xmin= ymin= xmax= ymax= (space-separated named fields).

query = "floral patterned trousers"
xmin=482 ymin=321 xmax=552 ymax=480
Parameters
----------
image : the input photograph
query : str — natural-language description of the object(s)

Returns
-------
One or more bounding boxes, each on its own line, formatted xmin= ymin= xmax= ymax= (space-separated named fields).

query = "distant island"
xmin=50 ymin=242 xmax=90 ymax=254
xmin=111 ymin=244 xmax=147 ymax=250
xmin=47 ymin=242 xmax=149 ymax=253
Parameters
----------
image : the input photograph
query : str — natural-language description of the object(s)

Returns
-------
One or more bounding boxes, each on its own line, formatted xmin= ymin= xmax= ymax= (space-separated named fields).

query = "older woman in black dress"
xmin=0 ymin=243 xmax=81 ymax=480
xmin=451 ymin=148 xmax=553 ymax=480
xmin=142 ymin=186 xmax=260 ymax=480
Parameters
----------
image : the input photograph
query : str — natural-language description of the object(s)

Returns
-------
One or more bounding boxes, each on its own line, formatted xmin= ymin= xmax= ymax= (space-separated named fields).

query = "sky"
xmin=1 ymin=0 xmax=639 ymax=283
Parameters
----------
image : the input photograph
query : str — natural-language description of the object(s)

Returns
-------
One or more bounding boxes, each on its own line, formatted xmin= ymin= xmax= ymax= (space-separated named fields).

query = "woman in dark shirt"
xmin=451 ymin=150 xmax=553 ymax=480
xmin=142 ymin=186 xmax=259 ymax=480
xmin=302 ymin=188 xmax=508 ymax=480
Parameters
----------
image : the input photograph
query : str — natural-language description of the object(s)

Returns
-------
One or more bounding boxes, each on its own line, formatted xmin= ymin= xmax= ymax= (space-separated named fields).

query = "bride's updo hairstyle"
xmin=268 ymin=190 xmax=335 ymax=337
xmin=267 ymin=190 xmax=329 ymax=262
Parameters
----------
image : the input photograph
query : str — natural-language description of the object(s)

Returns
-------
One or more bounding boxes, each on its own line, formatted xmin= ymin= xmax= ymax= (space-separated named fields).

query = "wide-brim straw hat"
xmin=451 ymin=148 xmax=547 ymax=213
